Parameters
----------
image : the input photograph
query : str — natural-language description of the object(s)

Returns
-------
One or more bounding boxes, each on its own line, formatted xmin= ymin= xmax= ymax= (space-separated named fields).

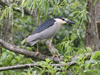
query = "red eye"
xmin=62 ymin=19 xmax=64 ymax=21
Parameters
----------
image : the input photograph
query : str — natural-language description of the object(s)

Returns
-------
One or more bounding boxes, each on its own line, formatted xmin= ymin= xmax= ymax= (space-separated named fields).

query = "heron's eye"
xmin=62 ymin=18 xmax=65 ymax=21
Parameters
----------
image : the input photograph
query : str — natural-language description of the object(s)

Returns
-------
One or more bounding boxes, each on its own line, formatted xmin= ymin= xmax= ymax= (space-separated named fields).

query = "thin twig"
xmin=0 ymin=62 xmax=75 ymax=71
xmin=0 ymin=51 xmax=96 ymax=71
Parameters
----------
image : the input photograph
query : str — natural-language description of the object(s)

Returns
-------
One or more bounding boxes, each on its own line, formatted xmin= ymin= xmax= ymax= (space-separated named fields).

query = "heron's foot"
xmin=52 ymin=54 xmax=60 ymax=58
xmin=36 ymin=51 xmax=40 ymax=56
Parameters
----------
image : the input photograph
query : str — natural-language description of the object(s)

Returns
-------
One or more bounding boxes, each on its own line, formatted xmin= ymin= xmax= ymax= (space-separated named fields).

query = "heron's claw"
xmin=52 ymin=54 xmax=60 ymax=58
xmin=36 ymin=51 xmax=39 ymax=56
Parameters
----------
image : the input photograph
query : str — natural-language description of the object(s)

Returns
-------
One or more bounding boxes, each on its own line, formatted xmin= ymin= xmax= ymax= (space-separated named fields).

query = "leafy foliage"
xmin=0 ymin=0 xmax=100 ymax=75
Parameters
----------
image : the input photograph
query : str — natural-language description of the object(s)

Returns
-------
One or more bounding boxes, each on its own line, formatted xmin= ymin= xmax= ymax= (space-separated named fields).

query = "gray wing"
xmin=26 ymin=18 xmax=55 ymax=45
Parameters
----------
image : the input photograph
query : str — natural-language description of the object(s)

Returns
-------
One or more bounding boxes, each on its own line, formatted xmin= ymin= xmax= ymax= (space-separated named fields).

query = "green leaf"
xmin=91 ymin=51 xmax=100 ymax=60
xmin=21 ymin=38 xmax=26 ymax=45
xmin=45 ymin=58 xmax=51 ymax=63
xmin=27 ymin=68 xmax=32 ymax=75
xmin=84 ymin=69 xmax=99 ymax=75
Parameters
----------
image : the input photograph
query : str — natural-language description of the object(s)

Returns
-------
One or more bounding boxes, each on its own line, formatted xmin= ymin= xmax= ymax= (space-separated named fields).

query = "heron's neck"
xmin=56 ymin=23 xmax=62 ymax=30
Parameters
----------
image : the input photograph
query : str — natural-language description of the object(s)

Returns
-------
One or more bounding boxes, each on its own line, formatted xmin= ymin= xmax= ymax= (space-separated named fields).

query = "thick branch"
xmin=46 ymin=40 xmax=60 ymax=55
xmin=0 ymin=39 xmax=63 ymax=62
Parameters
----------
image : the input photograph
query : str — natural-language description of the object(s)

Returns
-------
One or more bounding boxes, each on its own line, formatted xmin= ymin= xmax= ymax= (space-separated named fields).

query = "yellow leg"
xmin=49 ymin=39 xmax=58 ymax=58
xmin=36 ymin=42 xmax=39 ymax=55
xmin=49 ymin=39 xmax=52 ymax=49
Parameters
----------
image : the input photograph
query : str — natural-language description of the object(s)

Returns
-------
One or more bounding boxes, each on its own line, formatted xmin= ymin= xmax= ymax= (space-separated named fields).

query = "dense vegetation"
xmin=0 ymin=0 xmax=100 ymax=75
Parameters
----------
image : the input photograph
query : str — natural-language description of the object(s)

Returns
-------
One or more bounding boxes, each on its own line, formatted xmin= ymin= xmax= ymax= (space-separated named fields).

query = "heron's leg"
xmin=48 ymin=39 xmax=59 ymax=58
xmin=36 ymin=42 xmax=39 ymax=55
xmin=49 ymin=39 xmax=52 ymax=49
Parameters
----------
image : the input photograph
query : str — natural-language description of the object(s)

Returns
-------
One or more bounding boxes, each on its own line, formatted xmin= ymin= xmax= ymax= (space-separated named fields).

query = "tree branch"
xmin=0 ymin=1 xmax=62 ymax=62
xmin=0 ymin=51 xmax=96 ymax=71
xmin=0 ymin=63 xmax=73 ymax=71
xmin=0 ymin=39 xmax=63 ymax=62
xmin=0 ymin=38 xmax=96 ymax=71
xmin=0 ymin=0 xmax=36 ymax=18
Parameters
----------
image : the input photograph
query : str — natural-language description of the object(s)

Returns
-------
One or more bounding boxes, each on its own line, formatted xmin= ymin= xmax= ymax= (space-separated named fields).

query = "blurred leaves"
xmin=91 ymin=51 xmax=100 ymax=60
xmin=0 ymin=0 xmax=100 ymax=75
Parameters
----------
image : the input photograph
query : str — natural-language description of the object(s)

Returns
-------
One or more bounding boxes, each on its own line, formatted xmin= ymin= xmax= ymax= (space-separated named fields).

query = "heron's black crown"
xmin=55 ymin=16 xmax=65 ymax=19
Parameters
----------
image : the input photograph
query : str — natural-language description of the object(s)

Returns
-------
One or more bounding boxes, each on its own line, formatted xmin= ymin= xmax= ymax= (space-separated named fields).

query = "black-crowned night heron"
xmin=27 ymin=17 xmax=75 ymax=56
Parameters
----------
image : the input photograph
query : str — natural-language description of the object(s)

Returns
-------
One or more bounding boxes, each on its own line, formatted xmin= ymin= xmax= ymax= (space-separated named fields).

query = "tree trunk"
xmin=0 ymin=18 xmax=13 ymax=44
xmin=95 ymin=0 xmax=100 ymax=40
xmin=0 ymin=0 xmax=13 ymax=44
xmin=85 ymin=0 xmax=100 ymax=51
xmin=0 ymin=9 xmax=13 ymax=54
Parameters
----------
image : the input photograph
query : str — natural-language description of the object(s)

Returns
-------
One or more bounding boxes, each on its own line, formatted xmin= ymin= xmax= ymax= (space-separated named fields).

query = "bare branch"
xmin=0 ymin=39 xmax=63 ymax=62
xmin=46 ymin=40 xmax=60 ymax=56
xmin=0 ymin=62 xmax=75 ymax=71
xmin=0 ymin=64 xmax=39 ymax=71
xmin=0 ymin=51 xmax=96 ymax=71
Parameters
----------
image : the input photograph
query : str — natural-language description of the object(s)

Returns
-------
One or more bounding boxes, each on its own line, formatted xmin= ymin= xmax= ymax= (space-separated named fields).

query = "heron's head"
xmin=54 ymin=17 xmax=75 ymax=24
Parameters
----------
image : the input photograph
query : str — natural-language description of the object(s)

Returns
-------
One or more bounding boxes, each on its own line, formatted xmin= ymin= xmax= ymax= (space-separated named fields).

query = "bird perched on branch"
xmin=27 ymin=17 xmax=75 ymax=56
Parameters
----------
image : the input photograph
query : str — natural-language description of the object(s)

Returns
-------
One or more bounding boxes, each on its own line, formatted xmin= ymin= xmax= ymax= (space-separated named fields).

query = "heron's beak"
xmin=66 ymin=20 xmax=75 ymax=24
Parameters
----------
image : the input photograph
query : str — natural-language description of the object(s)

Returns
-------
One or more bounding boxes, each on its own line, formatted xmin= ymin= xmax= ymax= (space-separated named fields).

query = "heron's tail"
xmin=26 ymin=35 xmax=38 ymax=46
xmin=28 ymin=40 xmax=38 ymax=46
